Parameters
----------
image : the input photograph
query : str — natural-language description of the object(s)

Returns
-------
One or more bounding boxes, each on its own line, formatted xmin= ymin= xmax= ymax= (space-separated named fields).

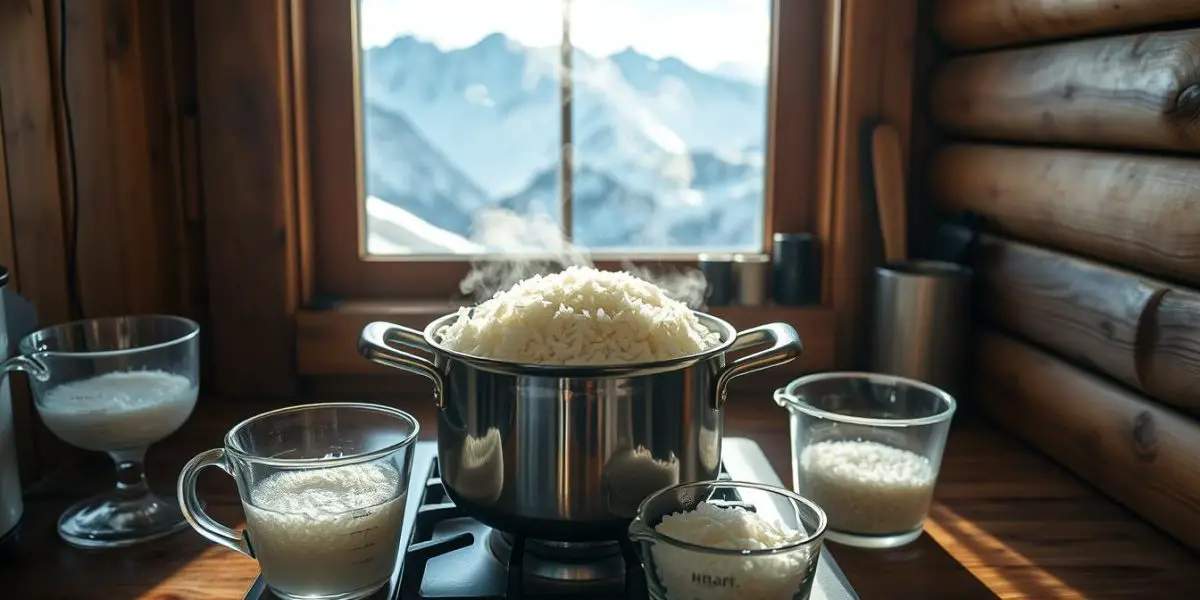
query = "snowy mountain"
xmin=361 ymin=33 xmax=768 ymax=252
xmin=363 ymin=101 xmax=484 ymax=233
xmin=710 ymin=60 xmax=770 ymax=85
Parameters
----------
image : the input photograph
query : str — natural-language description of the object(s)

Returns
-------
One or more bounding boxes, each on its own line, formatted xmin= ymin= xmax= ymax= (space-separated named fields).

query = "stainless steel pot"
xmin=359 ymin=312 xmax=802 ymax=542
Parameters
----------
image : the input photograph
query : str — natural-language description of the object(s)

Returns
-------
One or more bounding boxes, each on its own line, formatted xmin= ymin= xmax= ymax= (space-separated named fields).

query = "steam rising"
xmin=456 ymin=19 xmax=709 ymax=311
xmin=461 ymin=208 xmax=709 ymax=309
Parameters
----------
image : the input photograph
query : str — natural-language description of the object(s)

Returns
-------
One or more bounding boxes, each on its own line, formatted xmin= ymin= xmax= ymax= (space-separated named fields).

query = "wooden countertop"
xmin=2 ymin=397 xmax=1197 ymax=599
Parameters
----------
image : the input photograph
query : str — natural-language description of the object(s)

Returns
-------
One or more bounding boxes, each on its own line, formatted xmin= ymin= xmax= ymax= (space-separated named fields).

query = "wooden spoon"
xmin=871 ymin=123 xmax=908 ymax=264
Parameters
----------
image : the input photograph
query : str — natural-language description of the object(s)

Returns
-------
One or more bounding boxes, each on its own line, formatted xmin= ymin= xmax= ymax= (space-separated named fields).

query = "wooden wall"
xmin=928 ymin=0 xmax=1200 ymax=551
xmin=0 ymin=0 xmax=201 ymax=483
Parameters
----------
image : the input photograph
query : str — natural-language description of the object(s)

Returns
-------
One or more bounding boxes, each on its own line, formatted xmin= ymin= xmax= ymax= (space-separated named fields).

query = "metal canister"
xmin=731 ymin=254 xmax=769 ymax=306
xmin=870 ymin=260 xmax=973 ymax=399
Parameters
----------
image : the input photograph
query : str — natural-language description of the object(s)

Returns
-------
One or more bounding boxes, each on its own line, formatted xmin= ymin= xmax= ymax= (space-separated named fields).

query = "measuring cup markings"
xmin=348 ymin=555 xmax=378 ymax=567
xmin=342 ymin=526 xmax=380 ymax=539
xmin=346 ymin=542 xmax=379 ymax=554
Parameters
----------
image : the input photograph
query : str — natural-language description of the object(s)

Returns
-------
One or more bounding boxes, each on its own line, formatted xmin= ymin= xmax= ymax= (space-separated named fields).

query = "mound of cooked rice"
xmin=436 ymin=267 xmax=721 ymax=365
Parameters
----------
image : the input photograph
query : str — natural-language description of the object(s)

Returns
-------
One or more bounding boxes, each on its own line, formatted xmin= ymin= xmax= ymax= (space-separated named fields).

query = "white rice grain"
xmin=436 ymin=267 xmax=720 ymax=365
xmin=650 ymin=502 xmax=812 ymax=600
xmin=798 ymin=439 xmax=935 ymax=535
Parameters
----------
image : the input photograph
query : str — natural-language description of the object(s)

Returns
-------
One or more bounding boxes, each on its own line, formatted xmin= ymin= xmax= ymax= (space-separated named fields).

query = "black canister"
xmin=697 ymin=254 xmax=734 ymax=307
xmin=772 ymin=233 xmax=821 ymax=306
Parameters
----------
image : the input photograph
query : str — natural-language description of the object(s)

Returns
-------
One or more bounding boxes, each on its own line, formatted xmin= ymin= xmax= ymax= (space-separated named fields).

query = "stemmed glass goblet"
xmin=0 ymin=315 xmax=200 ymax=548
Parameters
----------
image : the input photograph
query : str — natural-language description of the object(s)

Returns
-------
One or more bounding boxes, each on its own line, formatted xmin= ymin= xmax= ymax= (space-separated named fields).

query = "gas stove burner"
xmin=486 ymin=531 xmax=626 ymax=586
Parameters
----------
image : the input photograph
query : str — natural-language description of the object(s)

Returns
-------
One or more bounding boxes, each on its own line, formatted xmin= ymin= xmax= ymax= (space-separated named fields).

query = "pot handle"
xmin=712 ymin=322 xmax=802 ymax=410
xmin=358 ymin=321 xmax=446 ymax=408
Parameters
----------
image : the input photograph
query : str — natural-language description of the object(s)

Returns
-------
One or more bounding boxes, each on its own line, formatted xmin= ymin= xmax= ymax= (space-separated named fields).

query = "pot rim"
xmin=418 ymin=311 xmax=742 ymax=377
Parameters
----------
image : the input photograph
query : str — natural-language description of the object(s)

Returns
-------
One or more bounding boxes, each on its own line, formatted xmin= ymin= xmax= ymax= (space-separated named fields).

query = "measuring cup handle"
xmin=0 ymin=354 xmax=50 ymax=383
xmin=177 ymin=448 xmax=253 ymax=557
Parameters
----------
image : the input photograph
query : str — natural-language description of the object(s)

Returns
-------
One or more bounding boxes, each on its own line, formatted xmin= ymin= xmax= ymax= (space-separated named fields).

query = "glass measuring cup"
xmin=0 ymin=315 xmax=200 ymax=548
xmin=178 ymin=402 xmax=420 ymax=600
xmin=628 ymin=480 xmax=827 ymax=600
xmin=775 ymin=372 xmax=956 ymax=548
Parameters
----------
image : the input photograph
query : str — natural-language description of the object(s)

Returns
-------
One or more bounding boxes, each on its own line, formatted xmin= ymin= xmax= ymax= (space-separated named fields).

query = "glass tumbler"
xmin=178 ymin=402 xmax=420 ymax=600
xmin=0 ymin=315 xmax=200 ymax=548
xmin=775 ymin=372 xmax=957 ymax=549
xmin=628 ymin=480 xmax=827 ymax=600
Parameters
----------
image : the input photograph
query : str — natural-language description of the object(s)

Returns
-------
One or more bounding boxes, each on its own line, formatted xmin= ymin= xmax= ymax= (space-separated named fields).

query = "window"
xmin=305 ymin=0 xmax=820 ymax=300
xmin=359 ymin=0 xmax=770 ymax=256
xmin=196 ymin=0 xmax=914 ymax=389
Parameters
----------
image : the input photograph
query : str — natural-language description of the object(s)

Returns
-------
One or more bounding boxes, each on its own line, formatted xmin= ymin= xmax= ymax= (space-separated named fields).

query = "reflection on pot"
xmin=451 ymin=427 xmax=504 ymax=504
xmin=603 ymin=446 xmax=680 ymax=518
xmin=699 ymin=426 xmax=720 ymax=472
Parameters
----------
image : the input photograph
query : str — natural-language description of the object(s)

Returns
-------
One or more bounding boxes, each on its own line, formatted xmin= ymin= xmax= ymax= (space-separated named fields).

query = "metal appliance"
xmin=359 ymin=314 xmax=801 ymax=542
xmin=244 ymin=438 xmax=860 ymax=599
xmin=0 ymin=266 xmax=34 ymax=555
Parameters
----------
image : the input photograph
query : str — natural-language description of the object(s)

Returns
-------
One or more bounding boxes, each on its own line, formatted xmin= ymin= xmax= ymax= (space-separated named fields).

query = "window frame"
xmin=192 ymin=0 xmax=918 ymax=395
xmin=301 ymin=0 xmax=821 ymax=301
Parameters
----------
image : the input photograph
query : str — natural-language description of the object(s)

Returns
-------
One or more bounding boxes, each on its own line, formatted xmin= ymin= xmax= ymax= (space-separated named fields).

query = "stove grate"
xmin=395 ymin=460 xmax=745 ymax=599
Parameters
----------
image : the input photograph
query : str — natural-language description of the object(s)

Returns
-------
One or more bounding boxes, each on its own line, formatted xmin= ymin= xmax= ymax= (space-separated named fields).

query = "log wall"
xmin=928 ymin=0 xmax=1200 ymax=549
xmin=976 ymin=330 xmax=1200 ymax=552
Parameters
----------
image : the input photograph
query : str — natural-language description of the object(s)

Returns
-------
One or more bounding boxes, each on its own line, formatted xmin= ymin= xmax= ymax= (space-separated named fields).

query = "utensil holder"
xmin=870 ymin=261 xmax=972 ymax=400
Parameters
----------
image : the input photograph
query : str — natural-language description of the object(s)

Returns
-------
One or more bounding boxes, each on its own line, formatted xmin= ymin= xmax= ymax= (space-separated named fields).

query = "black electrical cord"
xmin=59 ymin=3 xmax=85 ymax=321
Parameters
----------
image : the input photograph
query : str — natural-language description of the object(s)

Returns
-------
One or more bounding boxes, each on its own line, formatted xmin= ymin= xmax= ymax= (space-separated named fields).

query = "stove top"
xmin=245 ymin=439 xmax=860 ymax=600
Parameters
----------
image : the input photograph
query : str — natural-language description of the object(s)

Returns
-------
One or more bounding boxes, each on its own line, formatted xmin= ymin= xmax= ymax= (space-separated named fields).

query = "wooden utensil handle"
xmin=871 ymin=123 xmax=908 ymax=264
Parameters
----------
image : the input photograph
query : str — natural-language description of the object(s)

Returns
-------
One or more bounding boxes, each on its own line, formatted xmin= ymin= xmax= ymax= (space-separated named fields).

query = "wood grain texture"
xmin=905 ymin=0 xmax=949 ymax=258
xmin=0 ymin=108 xmax=16 ymax=280
xmin=871 ymin=123 xmax=908 ymax=263
xmin=1142 ymin=289 xmax=1200 ymax=410
xmin=194 ymin=0 xmax=298 ymax=396
xmin=930 ymin=30 xmax=1200 ymax=152
xmin=828 ymin=0 xmax=919 ymax=368
xmin=0 ymin=0 xmax=75 ymax=485
xmin=53 ymin=0 xmax=186 ymax=317
xmin=934 ymin=0 xmax=1200 ymax=51
xmin=974 ymin=234 xmax=1164 ymax=392
xmin=296 ymin=304 xmax=837 ymax=393
xmin=2 ymin=396 xmax=1198 ymax=599
xmin=290 ymin=0 xmax=315 ymax=304
xmin=763 ymin=0 xmax=825 ymax=252
xmin=973 ymin=234 xmax=1200 ymax=411
xmin=0 ymin=0 xmax=71 ymax=326
xmin=932 ymin=144 xmax=1200 ymax=285
xmin=976 ymin=329 xmax=1200 ymax=553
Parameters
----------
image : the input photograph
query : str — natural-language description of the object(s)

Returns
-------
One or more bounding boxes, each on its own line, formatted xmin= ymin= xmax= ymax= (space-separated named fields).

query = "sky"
xmin=358 ymin=0 xmax=773 ymax=72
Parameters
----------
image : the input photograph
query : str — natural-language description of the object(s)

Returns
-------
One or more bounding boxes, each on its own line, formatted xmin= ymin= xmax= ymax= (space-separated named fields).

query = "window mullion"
xmin=558 ymin=0 xmax=574 ymax=243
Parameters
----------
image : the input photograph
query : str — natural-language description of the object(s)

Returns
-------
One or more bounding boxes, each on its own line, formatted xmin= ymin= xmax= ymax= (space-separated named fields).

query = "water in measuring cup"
xmin=243 ymin=462 xmax=408 ymax=599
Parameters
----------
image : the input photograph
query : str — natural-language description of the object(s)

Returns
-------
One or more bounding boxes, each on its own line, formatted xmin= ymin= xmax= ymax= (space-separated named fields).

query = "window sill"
xmin=295 ymin=301 xmax=837 ymax=385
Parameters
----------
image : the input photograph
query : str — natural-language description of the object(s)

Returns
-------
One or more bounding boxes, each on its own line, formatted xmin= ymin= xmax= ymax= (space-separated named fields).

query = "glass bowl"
xmin=774 ymin=372 xmax=956 ymax=549
xmin=628 ymin=480 xmax=826 ymax=600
